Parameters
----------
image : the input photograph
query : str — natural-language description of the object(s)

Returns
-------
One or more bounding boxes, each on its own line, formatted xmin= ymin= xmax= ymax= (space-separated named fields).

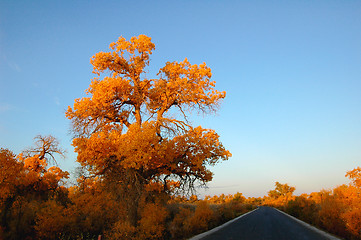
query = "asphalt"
xmin=194 ymin=206 xmax=338 ymax=240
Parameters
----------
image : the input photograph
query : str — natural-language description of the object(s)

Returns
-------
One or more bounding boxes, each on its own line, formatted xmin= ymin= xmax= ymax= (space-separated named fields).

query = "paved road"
xmin=193 ymin=206 xmax=339 ymax=240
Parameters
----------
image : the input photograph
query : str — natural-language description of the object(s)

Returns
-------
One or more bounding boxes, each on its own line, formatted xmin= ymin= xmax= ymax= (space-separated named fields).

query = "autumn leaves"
xmin=65 ymin=35 xmax=230 ymax=232
xmin=0 ymin=136 xmax=69 ymax=238
xmin=66 ymin=35 xmax=230 ymax=195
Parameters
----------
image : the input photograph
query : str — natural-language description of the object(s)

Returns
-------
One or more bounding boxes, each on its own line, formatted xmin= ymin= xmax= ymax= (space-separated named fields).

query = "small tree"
xmin=267 ymin=182 xmax=295 ymax=206
xmin=66 ymin=35 xmax=230 ymax=226
xmin=0 ymin=136 xmax=68 ymax=239
xmin=268 ymin=182 xmax=295 ymax=198
xmin=19 ymin=135 xmax=69 ymax=190
xmin=346 ymin=167 xmax=361 ymax=188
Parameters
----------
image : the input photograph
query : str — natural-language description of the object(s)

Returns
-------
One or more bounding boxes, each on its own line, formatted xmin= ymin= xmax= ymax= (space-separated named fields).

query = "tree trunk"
xmin=126 ymin=196 xmax=139 ymax=227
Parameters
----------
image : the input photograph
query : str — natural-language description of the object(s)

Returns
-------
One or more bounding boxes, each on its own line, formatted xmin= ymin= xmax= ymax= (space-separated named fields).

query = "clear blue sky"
xmin=1 ymin=0 xmax=360 ymax=197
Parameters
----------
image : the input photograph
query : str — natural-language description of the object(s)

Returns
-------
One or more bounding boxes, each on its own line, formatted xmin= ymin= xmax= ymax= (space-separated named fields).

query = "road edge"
xmin=273 ymin=208 xmax=342 ymax=240
xmin=188 ymin=207 xmax=259 ymax=240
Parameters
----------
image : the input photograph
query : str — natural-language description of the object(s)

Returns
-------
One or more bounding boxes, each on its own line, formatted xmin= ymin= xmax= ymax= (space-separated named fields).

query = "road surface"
xmin=190 ymin=206 xmax=340 ymax=240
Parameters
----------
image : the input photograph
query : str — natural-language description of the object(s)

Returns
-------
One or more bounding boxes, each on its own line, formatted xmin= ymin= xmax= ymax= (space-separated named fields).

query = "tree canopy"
xmin=268 ymin=182 xmax=296 ymax=199
xmin=66 ymin=35 xmax=231 ymax=225
xmin=0 ymin=136 xmax=69 ymax=239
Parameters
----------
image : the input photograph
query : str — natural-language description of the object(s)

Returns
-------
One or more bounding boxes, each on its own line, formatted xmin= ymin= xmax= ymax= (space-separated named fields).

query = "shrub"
xmin=105 ymin=221 xmax=137 ymax=240
xmin=138 ymin=203 xmax=168 ymax=240
xmin=185 ymin=201 xmax=215 ymax=234
xmin=169 ymin=206 xmax=193 ymax=239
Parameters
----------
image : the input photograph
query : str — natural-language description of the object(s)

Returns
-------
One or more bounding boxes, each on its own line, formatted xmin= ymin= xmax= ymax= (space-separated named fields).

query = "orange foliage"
xmin=168 ymin=193 xmax=255 ymax=239
xmin=106 ymin=202 xmax=168 ymax=240
xmin=336 ymin=181 xmax=361 ymax=238
xmin=106 ymin=221 xmax=137 ymax=240
xmin=342 ymin=207 xmax=361 ymax=238
xmin=272 ymin=168 xmax=361 ymax=240
xmin=17 ymin=135 xmax=69 ymax=192
xmin=66 ymin=35 xmax=230 ymax=227
xmin=318 ymin=190 xmax=348 ymax=237
xmin=265 ymin=182 xmax=296 ymax=207
xmin=185 ymin=201 xmax=215 ymax=234
xmin=0 ymin=136 xmax=69 ymax=239
xmin=285 ymin=195 xmax=318 ymax=225
xmin=138 ymin=203 xmax=168 ymax=240
xmin=35 ymin=200 xmax=74 ymax=239
xmin=68 ymin=180 xmax=122 ymax=236
xmin=205 ymin=192 xmax=245 ymax=204
xmin=346 ymin=167 xmax=361 ymax=188
xmin=0 ymin=148 xmax=23 ymax=202
xmin=169 ymin=206 xmax=193 ymax=239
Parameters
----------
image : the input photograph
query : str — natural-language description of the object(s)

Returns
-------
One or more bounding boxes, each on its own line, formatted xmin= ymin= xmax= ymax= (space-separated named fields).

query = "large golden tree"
xmin=66 ymin=35 xmax=230 ymax=225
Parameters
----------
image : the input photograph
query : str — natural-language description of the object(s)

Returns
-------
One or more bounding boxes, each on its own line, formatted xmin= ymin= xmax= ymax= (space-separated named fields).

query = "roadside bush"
xmin=342 ymin=207 xmax=361 ymax=239
xmin=105 ymin=221 xmax=137 ymax=240
xmin=185 ymin=201 xmax=215 ymax=234
xmin=214 ymin=203 xmax=236 ymax=224
xmin=318 ymin=194 xmax=348 ymax=238
xmin=138 ymin=203 xmax=168 ymax=240
xmin=169 ymin=206 xmax=193 ymax=239
xmin=285 ymin=196 xmax=318 ymax=225
xmin=35 ymin=199 xmax=74 ymax=239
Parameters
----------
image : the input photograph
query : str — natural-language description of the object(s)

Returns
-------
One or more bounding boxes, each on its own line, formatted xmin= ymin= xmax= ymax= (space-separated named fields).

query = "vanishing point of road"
xmin=190 ymin=206 xmax=341 ymax=240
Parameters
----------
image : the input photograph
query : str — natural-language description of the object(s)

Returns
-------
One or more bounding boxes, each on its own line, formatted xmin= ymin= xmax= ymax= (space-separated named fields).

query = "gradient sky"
xmin=1 ymin=0 xmax=360 ymax=197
